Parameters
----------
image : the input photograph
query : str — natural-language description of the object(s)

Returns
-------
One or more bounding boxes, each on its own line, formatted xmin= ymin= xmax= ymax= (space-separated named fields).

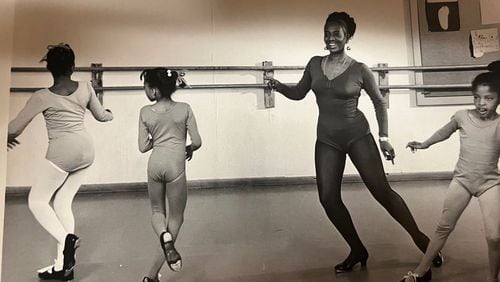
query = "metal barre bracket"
xmin=91 ymin=63 xmax=104 ymax=104
xmin=262 ymin=61 xmax=275 ymax=109
xmin=377 ymin=63 xmax=389 ymax=108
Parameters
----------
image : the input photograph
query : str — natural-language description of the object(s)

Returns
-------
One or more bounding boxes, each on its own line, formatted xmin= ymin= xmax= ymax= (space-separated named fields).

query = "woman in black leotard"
xmin=267 ymin=11 xmax=441 ymax=273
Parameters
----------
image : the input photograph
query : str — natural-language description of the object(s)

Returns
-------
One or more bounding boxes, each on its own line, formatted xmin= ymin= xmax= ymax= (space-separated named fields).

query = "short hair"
xmin=41 ymin=43 xmax=75 ymax=77
xmin=472 ymin=61 xmax=500 ymax=94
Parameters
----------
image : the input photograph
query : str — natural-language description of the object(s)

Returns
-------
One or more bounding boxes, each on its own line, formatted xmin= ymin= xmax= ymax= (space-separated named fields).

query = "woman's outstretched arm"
xmin=268 ymin=58 xmax=313 ymax=101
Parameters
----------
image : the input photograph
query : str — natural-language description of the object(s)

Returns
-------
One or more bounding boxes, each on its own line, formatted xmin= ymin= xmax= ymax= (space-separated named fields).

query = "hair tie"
xmin=167 ymin=69 xmax=172 ymax=77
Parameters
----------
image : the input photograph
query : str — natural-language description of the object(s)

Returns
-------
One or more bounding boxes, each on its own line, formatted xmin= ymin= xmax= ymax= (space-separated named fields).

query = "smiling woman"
xmin=267 ymin=10 xmax=444 ymax=274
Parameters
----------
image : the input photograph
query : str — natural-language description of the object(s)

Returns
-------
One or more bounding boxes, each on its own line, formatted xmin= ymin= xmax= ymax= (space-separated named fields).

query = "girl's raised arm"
xmin=86 ymin=82 xmax=113 ymax=122
xmin=8 ymin=93 xmax=47 ymax=140
xmin=407 ymin=115 xmax=459 ymax=151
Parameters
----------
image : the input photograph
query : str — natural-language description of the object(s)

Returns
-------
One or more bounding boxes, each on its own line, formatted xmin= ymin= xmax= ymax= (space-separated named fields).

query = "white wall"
xmin=7 ymin=0 xmax=468 ymax=187
xmin=0 ymin=0 xmax=16 ymax=275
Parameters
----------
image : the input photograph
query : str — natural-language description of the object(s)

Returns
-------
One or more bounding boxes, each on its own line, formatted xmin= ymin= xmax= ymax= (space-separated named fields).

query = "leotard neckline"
xmin=47 ymin=81 xmax=80 ymax=97
xmin=150 ymin=102 xmax=178 ymax=114
xmin=320 ymin=56 xmax=356 ymax=81
xmin=466 ymin=109 xmax=499 ymax=128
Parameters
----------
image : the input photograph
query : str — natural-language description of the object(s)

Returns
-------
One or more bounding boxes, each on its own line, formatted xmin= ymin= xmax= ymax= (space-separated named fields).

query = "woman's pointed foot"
xmin=38 ymin=266 xmax=74 ymax=281
xmin=160 ymin=232 xmax=182 ymax=272
xmin=334 ymin=250 xmax=369 ymax=273
xmin=431 ymin=252 xmax=443 ymax=267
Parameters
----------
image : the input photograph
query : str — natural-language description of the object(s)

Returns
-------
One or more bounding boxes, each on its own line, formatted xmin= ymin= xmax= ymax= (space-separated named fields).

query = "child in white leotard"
xmin=138 ymin=68 xmax=201 ymax=282
xmin=401 ymin=62 xmax=500 ymax=282
xmin=7 ymin=43 xmax=113 ymax=281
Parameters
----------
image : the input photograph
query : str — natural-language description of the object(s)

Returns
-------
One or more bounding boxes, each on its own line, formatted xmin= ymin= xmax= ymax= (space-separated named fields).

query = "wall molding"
xmin=5 ymin=171 xmax=453 ymax=197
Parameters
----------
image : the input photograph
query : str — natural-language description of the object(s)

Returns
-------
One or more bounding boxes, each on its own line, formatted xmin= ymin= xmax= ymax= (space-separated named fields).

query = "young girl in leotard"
xmin=7 ymin=43 xmax=113 ymax=281
xmin=138 ymin=68 xmax=201 ymax=282
xmin=401 ymin=61 xmax=500 ymax=282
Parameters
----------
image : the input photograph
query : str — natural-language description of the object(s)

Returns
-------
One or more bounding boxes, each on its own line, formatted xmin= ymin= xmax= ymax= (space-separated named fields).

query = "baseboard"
xmin=5 ymin=171 xmax=453 ymax=197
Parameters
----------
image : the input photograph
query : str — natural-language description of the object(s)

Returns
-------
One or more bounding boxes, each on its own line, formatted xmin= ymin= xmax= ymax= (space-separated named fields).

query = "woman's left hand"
xmin=379 ymin=140 xmax=395 ymax=163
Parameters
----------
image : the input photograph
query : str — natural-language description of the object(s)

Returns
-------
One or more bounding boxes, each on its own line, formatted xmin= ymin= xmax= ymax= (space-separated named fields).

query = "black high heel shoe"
xmin=142 ymin=276 xmax=160 ymax=282
xmin=400 ymin=269 xmax=432 ymax=282
xmin=334 ymin=251 xmax=369 ymax=273
xmin=62 ymin=234 xmax=80 ymax=271
xmin=38 ymin=267 xmax=74 ymax=281
xmin=160 ymin=231 xmax=182 ymax=272
xmin=432 ymin=252 xmax=443 ymax=267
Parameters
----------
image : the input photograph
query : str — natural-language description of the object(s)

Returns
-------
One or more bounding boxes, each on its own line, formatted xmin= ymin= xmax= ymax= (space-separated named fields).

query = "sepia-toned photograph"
xmin=0 ymin=0 xmax=499 ymax=281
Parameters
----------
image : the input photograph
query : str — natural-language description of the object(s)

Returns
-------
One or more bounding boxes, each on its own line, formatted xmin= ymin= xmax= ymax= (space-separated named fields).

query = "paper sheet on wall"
xmin=480 ymin=0 xmax=500 ymax=24
xmin=470 ymin=28 xmax=500 ymax=58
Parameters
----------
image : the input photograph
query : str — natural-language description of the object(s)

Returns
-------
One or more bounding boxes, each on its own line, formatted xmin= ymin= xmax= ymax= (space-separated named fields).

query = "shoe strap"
xmin=403 ymin=271 xmax=418 ymax=282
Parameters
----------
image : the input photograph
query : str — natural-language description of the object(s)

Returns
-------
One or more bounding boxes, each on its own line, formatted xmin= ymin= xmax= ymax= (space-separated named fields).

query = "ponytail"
xmin=140 ymin=68 xmax=189 ymax=98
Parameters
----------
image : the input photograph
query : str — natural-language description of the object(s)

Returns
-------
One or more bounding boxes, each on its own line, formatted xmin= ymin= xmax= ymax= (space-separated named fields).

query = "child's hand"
xmin=406 ymin=141 xmax=428 ymax=153
xmin=185 ymin=145 xmax=193 ymax=161
xmin=7 ymin=137 xmax=20 ymax=150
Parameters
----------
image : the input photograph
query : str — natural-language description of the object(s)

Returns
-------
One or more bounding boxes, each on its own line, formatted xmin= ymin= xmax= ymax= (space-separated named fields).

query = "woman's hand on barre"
xmin=267 ymin=77 xmax=282 ymax=90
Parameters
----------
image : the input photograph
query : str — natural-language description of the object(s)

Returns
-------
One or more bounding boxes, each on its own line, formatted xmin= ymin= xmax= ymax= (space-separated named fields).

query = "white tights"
xmin=413 ymin=181 xmax=499 ymax=281
xmin=29 ymin=160 xmax=87 ymax=271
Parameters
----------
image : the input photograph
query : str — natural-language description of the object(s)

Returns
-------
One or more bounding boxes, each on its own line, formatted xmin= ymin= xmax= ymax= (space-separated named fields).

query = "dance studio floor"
xmin=2 ymin=180 xmax=490 ymax=282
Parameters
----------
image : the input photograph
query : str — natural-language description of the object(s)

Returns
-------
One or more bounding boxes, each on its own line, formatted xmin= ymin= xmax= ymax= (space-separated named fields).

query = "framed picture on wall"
xmin=409 ymin=0 xmax=499 ymax=106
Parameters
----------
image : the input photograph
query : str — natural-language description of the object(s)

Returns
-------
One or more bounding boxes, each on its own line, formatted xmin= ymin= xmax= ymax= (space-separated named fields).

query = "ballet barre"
xmin=10 ymin=62 xmax=488 ymax=108
xmin=9 ymin=83 xmax=473 ymax=92
xmin=10 ymin=63 xmax=487 ymax=72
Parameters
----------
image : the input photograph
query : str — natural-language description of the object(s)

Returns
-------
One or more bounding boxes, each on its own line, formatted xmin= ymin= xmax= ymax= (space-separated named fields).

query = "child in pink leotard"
xmin=8 ymin=43 xmax=113 ymax=281
xmin=138 ymin=68 xmax=201 ymax=282
xmin=401 ymin=62 xmax=500 ymax=282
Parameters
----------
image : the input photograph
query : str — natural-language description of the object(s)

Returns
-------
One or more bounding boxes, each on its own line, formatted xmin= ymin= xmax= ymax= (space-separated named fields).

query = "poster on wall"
xmin=470 ymin=28 xmax=500 ymax=58
xmin=480 ymin=0 xmax=500 ymax=24
xmin=426 ymin=0 xmax=460 ymax=32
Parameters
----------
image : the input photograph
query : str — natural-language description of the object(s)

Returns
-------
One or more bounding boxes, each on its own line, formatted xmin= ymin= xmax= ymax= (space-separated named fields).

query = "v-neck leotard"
xmin=276 ymin=56 xmax=388 ymax=152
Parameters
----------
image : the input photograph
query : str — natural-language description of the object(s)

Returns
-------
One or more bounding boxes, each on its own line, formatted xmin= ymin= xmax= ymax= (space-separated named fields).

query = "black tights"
xmin=315 ymin=134 xmax=430 ymax=256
